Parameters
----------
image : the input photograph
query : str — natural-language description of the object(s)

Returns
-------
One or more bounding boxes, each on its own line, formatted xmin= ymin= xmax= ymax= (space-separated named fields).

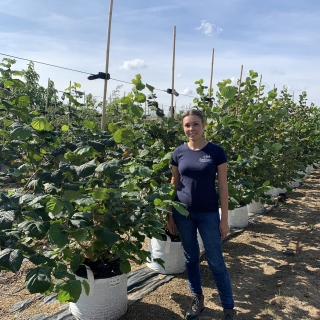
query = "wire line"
xmin=0 ymin=52 xmax=197 ymax=99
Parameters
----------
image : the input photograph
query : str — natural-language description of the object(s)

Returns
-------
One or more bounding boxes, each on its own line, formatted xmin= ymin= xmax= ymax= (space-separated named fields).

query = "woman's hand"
xmin=167 ymin=215 xmax=176 ymax=235
xmin=219 ymin=219 xmax=230 ymax=239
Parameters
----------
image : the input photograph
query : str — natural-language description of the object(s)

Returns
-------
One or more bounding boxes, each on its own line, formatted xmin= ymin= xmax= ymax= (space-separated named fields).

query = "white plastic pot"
xmin=247 ymin=200 xmax=265 ymax=214
xmin=147 ymin=234 xmax=185 ymax=274
xmin=287 ymin=179 xmax=301 ymax=189
xmin=228 ymin=206 xmax=248 ymax=228
xmin=69 ymin=267 xmax=127 ymax=320
xmin=306 ymin=165 xmax=314 ymax=174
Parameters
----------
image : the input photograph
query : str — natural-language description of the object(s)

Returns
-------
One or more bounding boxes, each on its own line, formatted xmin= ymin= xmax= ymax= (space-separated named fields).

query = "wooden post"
xmin=45 ymin=78 xmax=50 ymax=117
xmin=209 ymin=48 xmax=214 ymax=97
xmin=170 ymin=26 xmax=176 ymax=119
xmin=257 ymin=74 xmax=262 ymax=99
xmin=69 ymin=81 xmax=72 ymax=127
xmin=101 ymin=0 xmax=114 ymax=130
xmin=238 ymin=65 xmax=243 ymax=94
xmin=236 ymin=65 xmax=243 ymax=116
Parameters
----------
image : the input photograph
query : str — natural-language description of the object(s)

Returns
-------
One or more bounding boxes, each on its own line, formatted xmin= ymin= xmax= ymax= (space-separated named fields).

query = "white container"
xmin=275 ymin=187 xmax=287 ymax=194
xmin=69 ymin=267 xmax=127 ymax=320
xmin=228 ymin=206 xmax=248 ymax=228
xmin=297 ymin=170 xmax=308 ymax=178
xmin=265 ymin=188 xmax=279 ymax=198
xmin=247 ymin=200 xmax=265 ymax=214
xmin=306 ymin=165 xmax=314 ymax=174
xmin=147 ymin=234 xmax=185 ymax=274
xmin=287 ymin=179 xmax=301 ymax=189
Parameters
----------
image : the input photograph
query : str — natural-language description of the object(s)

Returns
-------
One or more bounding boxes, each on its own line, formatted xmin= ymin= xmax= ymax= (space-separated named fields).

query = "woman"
xmin=167 ymin=109 xmax=237 ymax=320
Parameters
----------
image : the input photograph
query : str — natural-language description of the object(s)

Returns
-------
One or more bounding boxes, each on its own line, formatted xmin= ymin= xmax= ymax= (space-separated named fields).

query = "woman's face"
xmin=182 ymin=115 xmax=205 ymax=142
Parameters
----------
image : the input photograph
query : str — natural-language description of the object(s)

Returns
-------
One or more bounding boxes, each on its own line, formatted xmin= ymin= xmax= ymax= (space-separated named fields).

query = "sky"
xmin=1 ymin=0 xmax=320 ymax=114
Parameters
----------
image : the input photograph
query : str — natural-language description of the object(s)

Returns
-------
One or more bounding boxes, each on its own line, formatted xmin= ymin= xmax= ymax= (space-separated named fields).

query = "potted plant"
xmin=0 ymin=69 xmax=185 ymax=319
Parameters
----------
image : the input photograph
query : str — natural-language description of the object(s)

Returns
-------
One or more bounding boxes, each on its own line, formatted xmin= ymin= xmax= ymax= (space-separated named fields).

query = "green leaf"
xmin=172 ymin=202 xmax=189 ymax=216
xmin=0 ymin=249 xmax=23 ymax=272
xmin=0 ymin=210 xmax=16 ymax=230
xmin=18 ymin=221 xmax=50 ymax=239
xmin=146 ymin=83 xmax=155 ymax=92
xmin=74 ymin=197 xmax=95 ymax=207
xmin=18 ymin=96 xmax=30 ymax=107
xmin=113 ymin=128 xmax=135 ymax=144
xmin=272 ymin=143 xmax=282 ymax=152
xmin=11 ymin=126 xmax=33 ymax=140
xmin=139 ymin=149 xmax=149 ymax=157
xmin=92 ymin=188 xmax=110 ymax=200
xmin=221 ymin=86 xmax=237 ymax=100
xmin=74 ymin=146 xmax=94 ymax=156
xmin=70 ymin=255 xmax=81 ymax=273
xmin=63 ymin=190 xmax=82 ymax=201
xmin=134 ymin=93 xmax=146 ymax=103
xmin=83 ymin=120 xmax=96 ymax=129
xmin=74 ymin=229 xmax=88 ymax=242
xmin=48 ymin=224 xmax=69 ymax=248
xmin=61 ymin=125 xmax=69 ymax=132
xmin=95 ymin=229 xmax=120 ymax=247
xmin=54 ymin=280 xmax=81 ymax=303
xmin=75 ymin=159 xmax=97 ymax=178
xmin=46 ymin=198 xmax=64 ymax=216
xmin=268 ymin=90 xmax=277 ymax=99
xmin=120 ymin=260 xmax=131 ymax=273
xmin=95 ymin=159 xmax=120 ymax=174
xmin=31 ymin=117 xmax=53 ymax=131
xmin=26 ymin=267 xmax=52 ymax=294
xmin=253 ymin=147 xmax=259 ymax=155
xmin=81 ymin=280 xmax=90 ymax=296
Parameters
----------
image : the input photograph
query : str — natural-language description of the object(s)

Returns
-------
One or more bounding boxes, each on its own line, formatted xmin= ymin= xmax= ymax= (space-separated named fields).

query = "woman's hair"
xmin=181 ymin=109 xmax=205 ymax=124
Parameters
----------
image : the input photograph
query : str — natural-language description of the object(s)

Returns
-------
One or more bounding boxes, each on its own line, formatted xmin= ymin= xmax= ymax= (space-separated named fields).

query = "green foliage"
xmin=0 ymin=58 xmax=319 ymax=304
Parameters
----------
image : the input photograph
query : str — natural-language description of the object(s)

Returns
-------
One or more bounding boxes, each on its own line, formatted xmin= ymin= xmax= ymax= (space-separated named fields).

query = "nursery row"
xmin=0 ymin=58 xmax=319 ymax=318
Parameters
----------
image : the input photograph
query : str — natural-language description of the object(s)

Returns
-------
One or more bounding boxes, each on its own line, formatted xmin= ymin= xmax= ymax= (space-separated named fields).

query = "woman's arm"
xmin=167 ymin=165 xmax=180 ymax=234
xmin=217 ymin=162 xmax=230 ymax=239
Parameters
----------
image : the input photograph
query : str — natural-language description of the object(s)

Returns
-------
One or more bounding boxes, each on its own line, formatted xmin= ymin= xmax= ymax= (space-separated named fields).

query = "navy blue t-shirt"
xmin=171 ymin=142 xmax=227 ymax=213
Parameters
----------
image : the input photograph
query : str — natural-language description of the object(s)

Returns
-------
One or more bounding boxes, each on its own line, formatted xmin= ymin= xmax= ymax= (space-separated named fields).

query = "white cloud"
xmin=119 ymin=59 xmax=147 ymax=70
xmin=177 ymin=73 xmax=182 ymax=78
xmin=196 ymin=20 xmax=223 ymax=36
xmin=183 ymin=87 xmax=193 ymax=95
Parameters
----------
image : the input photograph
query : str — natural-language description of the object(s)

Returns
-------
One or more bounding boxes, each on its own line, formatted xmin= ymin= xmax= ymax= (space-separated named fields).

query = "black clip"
xmin=88 ymin=72 xmax=110 ymax=80
xmin=166 ymin=88 xmax=179 ymax=97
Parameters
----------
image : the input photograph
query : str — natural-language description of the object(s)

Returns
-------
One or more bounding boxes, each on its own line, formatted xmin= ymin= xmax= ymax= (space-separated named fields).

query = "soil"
xmin=1 ymin=169 xmax=320 ymax=320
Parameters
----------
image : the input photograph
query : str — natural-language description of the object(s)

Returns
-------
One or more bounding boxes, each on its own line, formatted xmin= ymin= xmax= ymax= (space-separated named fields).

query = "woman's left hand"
xmin=219 ymin=220 xmax=230 ymax=239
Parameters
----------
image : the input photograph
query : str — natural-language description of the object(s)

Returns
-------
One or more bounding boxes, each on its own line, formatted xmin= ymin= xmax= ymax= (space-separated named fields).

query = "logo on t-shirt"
xmin=199 ymin=155 xmax=213 ymax=163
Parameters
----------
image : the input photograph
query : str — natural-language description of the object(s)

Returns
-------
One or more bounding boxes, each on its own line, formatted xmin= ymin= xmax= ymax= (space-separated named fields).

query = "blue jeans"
xmin=173 ymin=209 xmax=234 ymax=310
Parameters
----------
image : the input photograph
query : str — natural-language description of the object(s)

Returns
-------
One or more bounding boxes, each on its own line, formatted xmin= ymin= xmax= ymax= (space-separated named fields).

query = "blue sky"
xmin=1 ymin=0 xmax=319 ymax=113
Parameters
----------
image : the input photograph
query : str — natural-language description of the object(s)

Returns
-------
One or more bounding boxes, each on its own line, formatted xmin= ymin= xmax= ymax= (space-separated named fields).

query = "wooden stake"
xmin=238 ymin=65 xmax=243 ymax=94
xmin=45 ymin=78 xmax=50 ymax=117
xmin=69 ymin=81 xmax=72 ymax=127
xmin=170 ymin=26 xmax=176 ymax=119
xmin=257 ymin=74 xmax=262 ymax=98
xmin=101 ymin=0 xmax=114 ymax=130
xmin=209 ymin=48 xmax=214 ymax=97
